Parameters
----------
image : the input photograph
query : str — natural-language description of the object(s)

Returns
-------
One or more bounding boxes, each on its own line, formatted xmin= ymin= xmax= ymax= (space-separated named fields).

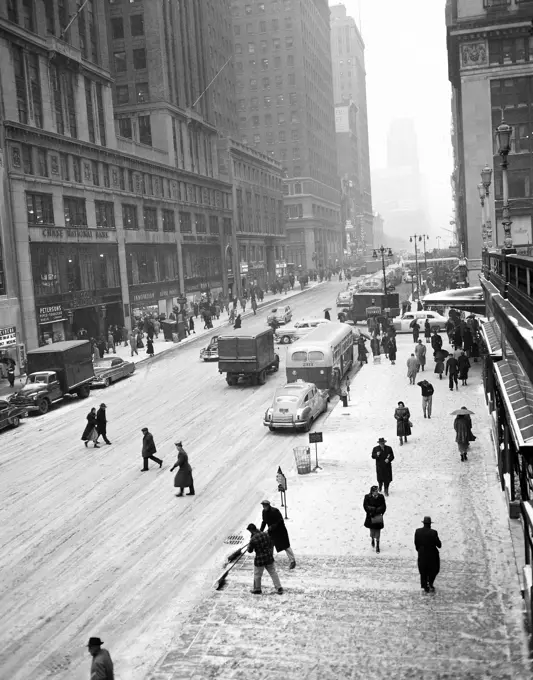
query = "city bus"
xmin=285 ymin=322 xmax=354 ymax=390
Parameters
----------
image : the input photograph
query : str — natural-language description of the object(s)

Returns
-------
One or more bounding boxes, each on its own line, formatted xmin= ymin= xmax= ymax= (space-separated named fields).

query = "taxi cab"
xmin=267 ymin=305 xmax=292 ymax=326
xmin=263 ymin=380 xmax=328 ymax=431
xmin=275 ymin=318 xmax=330 ymax=344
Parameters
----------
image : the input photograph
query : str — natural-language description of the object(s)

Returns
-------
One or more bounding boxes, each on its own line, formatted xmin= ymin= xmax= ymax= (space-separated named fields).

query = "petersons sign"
xmin=0 ymin=326 xmax=17 ymax=348
xmin=38 ymin=304 xmax=65 ymax=325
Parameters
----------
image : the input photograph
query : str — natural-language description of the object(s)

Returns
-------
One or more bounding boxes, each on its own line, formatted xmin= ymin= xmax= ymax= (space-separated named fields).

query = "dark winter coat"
xmin=234 ymin=315 xmax=242 ymax=329
xmin=431 ymin=333 xmax=443 ymax=352
xmin=142 ymin=432 xmax=157 ymax=458
xmin=146 ymin=338 xmax=154 ymax=356
xmin=388 ymin=337 xmax=397 ymax=361
xmin=462 ymin=328 xmax=473 ymax=353
xmin=260 ymin=506 xmax=291 ymax=552
xmin=371 ymin=445 xmax=394 ymax=484
xmin=370 ymin=337 xmax=381 ymax=356
xmin=454 ymin=415 xmax=473 ymax=444
xmin=457 ymin=354 xmax=471 ymax=379
xmin=363 ymin=492 xmax=387 ymax=530
xmin=96 ymin=407 xmax=107 ymax=435
xmin=414 ymin=526 xmax=441 ymax=581
xmin=424 ymin=321 xmax=431 ymax=339
xmin=171 ymin=448 xmax=193 ymax=488
xmin=81 ymin=411 xmax=97 ymax=441
xmin=357 ymin=338 xmax=368 ymax=363
xmin=445 ymin=356 xmax=459 ymax=376
xmin=394 ymin=406 xmax=412 ymax=437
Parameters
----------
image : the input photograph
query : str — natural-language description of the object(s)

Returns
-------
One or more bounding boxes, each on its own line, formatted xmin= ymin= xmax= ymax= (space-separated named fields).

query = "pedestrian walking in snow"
xmin=370 ymin=334 xmax=381 ymax=360
xmin=417 ymin=379 xmax=434 ymax=419
xmin=371 ymin=437 xmax=394 ymax=495
xmin=96 ymin=403 xmax=111 ymax=445
xmin=414 ymin=516 xmax=441 ymax=593
xmin=445 ymin=317 xmax=454 ymax=344
xmin=411 ymin=319 xmax=420 ymax=342
xmin=431 ymin=329 xmax=443 ymax=353
xmin=324 ymin=309 xmax=331 ymax=321
xmin=189 ymin=316 xmax=195 ymax=334
xmin=446 ymin=354 xmax=459 ymax=392
xmin=87 ymin=637 xmax=114 ymax=680
xmin=259 ymin=500 xmax=296 ymax=568
xmin=381 ymin=334 xmax=390 ymax=359
xmin=234 ymin=314 xmax=242 ymax=329
xmin=146 ymin=337 xmax=154 ymax=358
xmin=453 ymin=407 xmax=475 ymax=461
xmin=434 ymin=349 xmax=447 ymax=380
xmin=414 ymin=339 xmax=426 ymax=371
xmin=357 ymin=336 xmax=368 ymax=365
xmin=7 ymin=364 xmax=15 ymax=387
xmin=170 ymin=441 xmax=195 ymax=496
xmin=122 ymin=325 xmax=129 ymax=347
xmin=247 ymin=523 xmax=283 ymax=595
xmin=129 ymin=332 xmax=138 ymax=357
xmin=394 ymin=401 xmax=412 ymax=446
xmin=457 ymin=350 xmax=471 ymax=386
xmin=424 ymin=319 xmax=431 ymax=343
xmin=363 ymin=484 xmax=387 ymax=553
xmin=406 ymin=353 xmax=420 ymax=384
xmin=140 ymin=427 xmax=162 ymax=471
xmin=81 ymin=408 xmax=99 ymax=448
xmin=388 ymin=336 xmax=397 ymax=365
xmin=252 ymin=298 xmax=258 ymax=315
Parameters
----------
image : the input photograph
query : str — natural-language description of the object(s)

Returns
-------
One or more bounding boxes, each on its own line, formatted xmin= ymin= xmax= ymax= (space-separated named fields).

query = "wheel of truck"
xmin=11 ymin=416 xmax=20 ymax=428
xmin=281 ymin=335 xmax=291 ymax=344
xmin=257 ymin=369 xmax=267 ymax=385
xmin=103 ymin=377 xmax=111 ymax=388
xmin=226 ymin=374 xmax=237 ymax=386
xmin=77 ymin=385 xmax=91 ymax=398
xmin=37 ymin=398 xmax=50 ymax=415
xmin=250 ymin=373 xmax=259 ymax=386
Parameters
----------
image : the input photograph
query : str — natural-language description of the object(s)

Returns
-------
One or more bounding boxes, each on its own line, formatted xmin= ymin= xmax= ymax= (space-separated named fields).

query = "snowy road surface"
xmin=0 ymin=282 xmax=342 ymax=680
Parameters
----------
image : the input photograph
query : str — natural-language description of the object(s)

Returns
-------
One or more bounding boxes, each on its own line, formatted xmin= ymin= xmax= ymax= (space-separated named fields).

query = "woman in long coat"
xmin=370 ymin=335 xmax=381 ymax=358
xmin=454 ymin=410 xmax=475 ymax=461
xmin=146 ymin=337 xmax=154 ymax=357
xmin=424 ymin=319 xmax=431 ymax=343
xmin=394 ymin=400 xmax=412 ymax=445
xmin=170 ymin=442 xmax=195 ymax=496
xmin=457 ymin=351 xmax=471 ymax=386
xmin=388 ymin=336 xmax=397 ymax=365
xmin=81 ymin=407 xmax=99 ymax=448
xmin=357 ymin=336 xmax=368 ymax=365
xmin=433 ymin=349 xmax=446 ymax=379
xmin=462 ymin=327 xmax=473 ymax=357
xmin=363 ymin=485 xmax=387 ymax=554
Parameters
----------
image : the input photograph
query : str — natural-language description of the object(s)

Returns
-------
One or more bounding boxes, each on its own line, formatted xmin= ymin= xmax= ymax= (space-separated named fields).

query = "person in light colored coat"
xmin=414 ymin=339 xmax=426 ymax=371
xmin=406 ymin=354 xmax=420 ymax=384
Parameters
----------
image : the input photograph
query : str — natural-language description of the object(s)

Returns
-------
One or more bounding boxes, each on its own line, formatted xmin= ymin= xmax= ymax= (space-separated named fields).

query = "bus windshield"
xmin=291 ymin=351 xmax=307 ymax=362
xmin=308 ymin=351 xmax=324 ymax=361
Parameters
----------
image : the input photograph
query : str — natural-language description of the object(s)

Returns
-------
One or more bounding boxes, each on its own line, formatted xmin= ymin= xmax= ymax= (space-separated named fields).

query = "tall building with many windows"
xmin=231 ymin=0 xmax=341 ymax=271
xmin=330 ymin=3 xmax=372 ymax=248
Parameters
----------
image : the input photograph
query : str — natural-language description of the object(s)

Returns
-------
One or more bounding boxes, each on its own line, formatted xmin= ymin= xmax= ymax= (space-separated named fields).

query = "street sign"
xmin=309 ymin=432 xmax=323 ymax=444
xmin=276 ymin=466 xmax=287 ymax=491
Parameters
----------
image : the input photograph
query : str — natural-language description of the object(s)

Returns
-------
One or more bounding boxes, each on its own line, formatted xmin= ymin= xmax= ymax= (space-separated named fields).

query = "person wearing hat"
xmin=259 ymin=500 xmax=296 ymax=568
xmin=454 ymin=407 xmax=475 ymax=462
xmin=363 ymin=485 xmax=387 ymax=553
xmin=416 ymin=379 xmax=434 ymax=419
xmin=141 ymin=427 xmax=162 ymax=471
xmin=246 ymin=523 xmax=283 ymax=595
xmin=170 ymin=441 xmax=195 ymax=496
xmin=96 ymin=403 xmax=111 ymax=445
xmin=87 ymin=636 xmax=114 ymax=679
xmin=371 ymin=438 xmax=395 ymax=496
xmin=414 ymin=516 xmax=442 ymax=592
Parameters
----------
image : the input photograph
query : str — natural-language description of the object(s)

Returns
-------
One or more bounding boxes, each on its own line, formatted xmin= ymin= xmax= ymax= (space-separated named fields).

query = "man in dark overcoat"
xmin=96 ymin=403 xmax=111 ymax=445
xmin=371 ymin=437 xmax=395 ymax=496
xmin=259 ymin=500 xmax=295 ymax=568
xmin=445 ymin=354 xmax=459 ymax=392
xmin=414 ymin=516 xmax=442 ymax=592
xmin=141 ymin=427 xmax=162 ymax=471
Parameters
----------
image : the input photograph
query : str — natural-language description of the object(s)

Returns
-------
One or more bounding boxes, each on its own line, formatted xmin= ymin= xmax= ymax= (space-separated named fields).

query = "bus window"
xmin=308 ymin=351 xmax=324 ymax=361
xmin=291 ymin=351 xmax=307 ymax=362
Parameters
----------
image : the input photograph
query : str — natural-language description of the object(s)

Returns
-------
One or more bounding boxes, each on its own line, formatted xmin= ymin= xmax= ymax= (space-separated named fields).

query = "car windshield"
xmin=27 ymin=374 xmax=49 ymax=384
xmin=276 ymin=396 xmax=299 ymax=403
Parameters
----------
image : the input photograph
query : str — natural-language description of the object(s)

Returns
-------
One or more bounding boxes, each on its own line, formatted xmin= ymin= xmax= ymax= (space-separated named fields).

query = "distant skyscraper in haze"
xmin=387 ymin=118 xmax=420 ymax=173
xmin=330 ymin=3 xmax=373 ymax=249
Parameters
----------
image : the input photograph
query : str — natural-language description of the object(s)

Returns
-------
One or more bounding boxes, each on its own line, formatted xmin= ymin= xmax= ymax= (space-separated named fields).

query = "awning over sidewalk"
xmin=494 ymin=360 xmax=533 ymax=452
xmin=422 ymin=286 xmax=485 ymax=314
xmin=481 ymin=320 xmax=503 ymax=359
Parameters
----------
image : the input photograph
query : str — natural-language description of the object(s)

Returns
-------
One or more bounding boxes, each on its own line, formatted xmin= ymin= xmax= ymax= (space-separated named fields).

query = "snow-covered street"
xmin=0 ymin=282 xmax=340 ymax=680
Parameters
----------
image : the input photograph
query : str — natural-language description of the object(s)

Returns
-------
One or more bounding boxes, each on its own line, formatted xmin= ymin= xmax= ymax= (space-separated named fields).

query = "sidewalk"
xmin=148 ymin=334 xmax=531 ymax=680
xmin=0 ymin=281 xmax=325 ymax=399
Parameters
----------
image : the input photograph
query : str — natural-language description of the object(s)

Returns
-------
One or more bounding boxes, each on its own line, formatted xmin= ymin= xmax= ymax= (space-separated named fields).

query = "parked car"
xmin=200 ymin=336 xmax=219 ymax=361
xmin=403 ymin=272 xmax=414 ymax=283
xmin=336 ymin=291 xmax=352 ymax=307
xmin=91 ymin=356 xmax=135 ymax=387
xmin=264 ymin=380 xmax=328 ymax=431
xmin=0 ymin=399 xmax=27 ymax=431
xmin=266 ymin=305 xmax=292 ymax=325
xmin=391 ymin=310 xmax=448 ymax=333
xmin=275 ymin=318 xmax=331 ymax=344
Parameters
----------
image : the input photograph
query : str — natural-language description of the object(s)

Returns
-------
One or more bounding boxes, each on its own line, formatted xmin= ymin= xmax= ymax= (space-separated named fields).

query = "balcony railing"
xmin=482 ymin=250 xmax=533 ymax=323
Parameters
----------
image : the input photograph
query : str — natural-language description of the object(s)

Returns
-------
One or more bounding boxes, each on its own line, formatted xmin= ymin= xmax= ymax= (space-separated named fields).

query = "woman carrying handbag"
xmin=81 ymin=407 xmax=99 ymax=448
xmin=394 ymin=400 xmax=412 ymax=445
xmin=363 ymin=485 xmax=387 ymax=553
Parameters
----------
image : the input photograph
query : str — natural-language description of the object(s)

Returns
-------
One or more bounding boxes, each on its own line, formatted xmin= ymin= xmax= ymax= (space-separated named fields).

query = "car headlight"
xmin=32 ymin=394 xmax=39 ymax=400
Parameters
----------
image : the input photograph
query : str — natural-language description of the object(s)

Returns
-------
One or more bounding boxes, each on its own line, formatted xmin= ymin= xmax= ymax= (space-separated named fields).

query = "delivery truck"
xmin=344 ymin=292 xmax=401 ymax=323
xmin=218 ymin=329 xmax=280 ymax=386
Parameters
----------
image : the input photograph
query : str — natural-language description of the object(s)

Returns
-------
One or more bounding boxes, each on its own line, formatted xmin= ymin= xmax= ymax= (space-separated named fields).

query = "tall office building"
xmin=330 ymin=3 xmax=372 ymax=247
xmin=231 ymin=0 xmax=342 ymax=271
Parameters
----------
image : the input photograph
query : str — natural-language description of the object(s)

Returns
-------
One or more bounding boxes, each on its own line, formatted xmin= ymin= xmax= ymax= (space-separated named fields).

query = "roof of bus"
xmin=291 ymin=322 xmax=352 ymax=348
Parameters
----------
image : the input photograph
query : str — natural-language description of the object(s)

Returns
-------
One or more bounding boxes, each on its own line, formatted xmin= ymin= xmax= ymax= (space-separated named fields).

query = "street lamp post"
xmin=373 ymin=245 xmax=393 ymax=298
xmin=496 ymin=120 xmax=516 ymax=253
xmin=481 ymin=164 xmax=493 ymax=250
xmin=420 ymin=234 xmax=429 ymax=270
xmin=409 ymin=234 xmax=422 ymax=300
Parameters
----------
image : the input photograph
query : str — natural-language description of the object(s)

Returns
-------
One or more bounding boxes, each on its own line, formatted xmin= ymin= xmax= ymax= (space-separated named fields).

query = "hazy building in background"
xmin=330 ymin=3 xmax=373 ymax=251
xmin=446 ymin=0 xmax=533 ymax=282
xmin=231 ymin=0 xmax=342 ymax=272
xmin=371 ymin=117 xmax=427 ymax=246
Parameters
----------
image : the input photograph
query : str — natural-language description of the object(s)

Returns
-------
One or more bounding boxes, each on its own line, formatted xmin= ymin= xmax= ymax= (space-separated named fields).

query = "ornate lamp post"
xmin=496 ymin=121 xmax=515 ymax=253
xmin=409 ymin=234 xmax=422 ymax=300
xmin=420 ymin=234 xmax=430 ymax=270
xmin=373 ymin=245 xmax=393 ymax=297
xmin=481 ymin=164 xmax=493 ymax=250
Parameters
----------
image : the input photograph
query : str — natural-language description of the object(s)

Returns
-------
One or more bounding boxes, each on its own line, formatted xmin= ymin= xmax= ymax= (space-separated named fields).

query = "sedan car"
xmin=391 ymin=310 xmax=448 ymax=333
xmin=275 ymin=318 xmax=330 ymax=344
xmin=91 ymin=356 xmax=135 ymax=387
xmin=336 ymin=291 xmax=353 ymax=307
xmin=267 ymin=305 xmax=292 ymax=325
xmin=0 ymin=399 xmax=27 ymax=431
xmin=200 ymin=336 xmax=219 ymax=361
xmin=264 ymin=380 xmax=328 ymax=431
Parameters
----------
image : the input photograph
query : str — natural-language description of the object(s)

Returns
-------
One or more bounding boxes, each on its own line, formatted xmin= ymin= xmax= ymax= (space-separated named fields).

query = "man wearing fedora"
xmin=414 ymin=516 xmax=442 ymax=592
xmin=259 ymin=500 xmax=296 ymax=568
xmin=87 ymin=636 xmax=114 ymax=679
xmin=371 ymin=438 xmax=395 ymax=496
xmin=96 ymin=403 xmax=111 ymax=445
xmin=141 ymin=427 xmax=162 ymax=471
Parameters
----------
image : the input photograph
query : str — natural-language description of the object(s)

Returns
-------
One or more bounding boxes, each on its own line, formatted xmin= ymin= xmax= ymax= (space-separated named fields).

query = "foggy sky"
xmin=332 ymin=0 xmax=454 ymax=244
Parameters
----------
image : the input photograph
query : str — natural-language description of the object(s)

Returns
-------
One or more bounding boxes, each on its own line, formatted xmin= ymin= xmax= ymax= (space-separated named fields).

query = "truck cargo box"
xmin=27 ymin=340 xmax=94 ymax=390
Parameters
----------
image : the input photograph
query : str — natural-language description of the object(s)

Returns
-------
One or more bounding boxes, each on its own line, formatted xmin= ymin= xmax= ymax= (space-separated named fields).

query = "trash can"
xmin=293 ymin=446 xmax=312 ymax=475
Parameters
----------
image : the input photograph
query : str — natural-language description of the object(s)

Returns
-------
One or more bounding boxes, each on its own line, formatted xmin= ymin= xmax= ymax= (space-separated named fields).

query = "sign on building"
xmin=0 ymin=326 xmax=17 ymax=348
